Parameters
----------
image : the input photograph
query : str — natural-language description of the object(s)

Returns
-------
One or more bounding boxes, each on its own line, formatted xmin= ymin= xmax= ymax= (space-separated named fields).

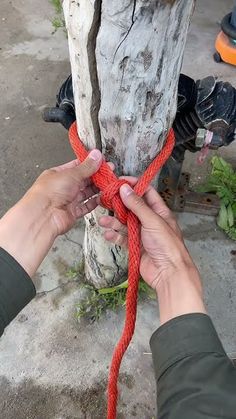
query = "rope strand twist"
xmin=68 ymin=121 xmax=175 ymax=419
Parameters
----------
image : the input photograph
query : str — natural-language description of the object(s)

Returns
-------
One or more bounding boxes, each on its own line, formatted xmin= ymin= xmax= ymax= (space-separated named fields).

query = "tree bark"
xmin=63 ymin=0 xmax=195 ymax=288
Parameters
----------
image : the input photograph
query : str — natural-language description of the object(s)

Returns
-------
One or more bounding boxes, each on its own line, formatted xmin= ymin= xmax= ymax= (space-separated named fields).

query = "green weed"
xmin=49 ymin=0 xmax=66 ymax=34
xmin=76 ymin=279 xmax=155 ymax=323
xmin=51 ymin=17 xmax=66 ymax=34
xmin=198 ymin=156 xmax=236 ymax=240
xmin=50 ymin=0 xmax=63 ymax=14
xmin=66 ymin=260 xmax=85 ymax=279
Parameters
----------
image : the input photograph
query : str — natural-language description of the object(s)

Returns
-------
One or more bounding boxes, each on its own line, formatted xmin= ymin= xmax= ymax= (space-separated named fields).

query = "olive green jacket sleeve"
xmin=150 ymin=313 xmax=236 ymax=419
xmin=0 ymin=247 xmax=36 ymax=337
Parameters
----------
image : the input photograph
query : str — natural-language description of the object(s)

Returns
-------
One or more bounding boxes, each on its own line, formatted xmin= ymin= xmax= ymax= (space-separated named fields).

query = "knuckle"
xmin=164 ymin=209 xmax=176 ymax=225
xmin=85 ymin=156 xmax=96 ymax=169
xmin=132 ymin=195 xmax=145 ymax=209
xmin=38 ymin=168 xmax=55 ymax=181
xmin=164 ymin=208 xmax=172 ymax=218
xmin=169 ymin=217 xmax=182 ymax=238
xmin=169 ymin=214 xmax=178 ymax=228
xmin=115 ymin=234 xmax=126 ymax=247
xmin=80 ymin=158 xmax=95 ymax=176
xmin=40 ymin=169 xmax=50 ymax=178
xmin=45 ymin=168 xmax=56 ymax=176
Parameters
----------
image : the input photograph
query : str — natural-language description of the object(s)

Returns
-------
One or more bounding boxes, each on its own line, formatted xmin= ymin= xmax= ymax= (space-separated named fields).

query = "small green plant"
xmin=50 ymin=0 xmax=66 ymax=34
xmin=76 ymin=279 xmax=155 ymax=323
xmin=52 ymin=17 xmax=65 ymax=32
xmin=50 ymin=0 xmax=63 ymax=14
xmin=66 ymin=260 xmax=85 ymax=279
xmin=198 ymin=156 xmax=236 ymax=240
xmin=66 ymin=266 xmax=80 ymax=279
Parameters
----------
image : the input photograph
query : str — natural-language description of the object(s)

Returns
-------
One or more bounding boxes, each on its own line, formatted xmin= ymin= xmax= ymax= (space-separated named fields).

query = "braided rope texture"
xmin=69 ymin=122 xmax=175 ymax=418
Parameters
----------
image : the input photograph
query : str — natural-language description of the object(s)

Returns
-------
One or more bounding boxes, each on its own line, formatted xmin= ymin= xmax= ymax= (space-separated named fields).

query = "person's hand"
xmin=99 ymin=180 xmax=198 ymax=292
xmin=99 ymin=181 xmax=206 ymax=324
xmin=0 ymin=150 xmax=104 ymax=277
xmin=27 ymin=149 xmax=103 ymax=235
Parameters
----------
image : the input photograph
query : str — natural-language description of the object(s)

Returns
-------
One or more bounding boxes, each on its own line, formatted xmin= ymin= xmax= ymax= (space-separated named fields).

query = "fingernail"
xmin=89 ymin=149 xmax=101 ymax=161
xmin=120 ymin=184 xmax=133 ymax=197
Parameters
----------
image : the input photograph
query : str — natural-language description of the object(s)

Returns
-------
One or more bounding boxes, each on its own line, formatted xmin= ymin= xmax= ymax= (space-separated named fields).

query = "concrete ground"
xmin=0 ymin=0 xmax=236 ymax=418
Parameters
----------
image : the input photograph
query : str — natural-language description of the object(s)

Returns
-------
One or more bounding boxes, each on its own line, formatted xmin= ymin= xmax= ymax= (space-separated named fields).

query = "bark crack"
xmin=111 ymin=247 xmax=120 ymax=276
xmin=113 ymin=0 xmax=137 ymax=62
xmin=87 ymin=0 xmax=102 ymax=149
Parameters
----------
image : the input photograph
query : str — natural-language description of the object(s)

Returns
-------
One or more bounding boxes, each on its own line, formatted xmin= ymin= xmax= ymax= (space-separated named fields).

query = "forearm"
xmin=151 ymin=269 xmax=236 ymax=419
xmin=0 ymin=189 xmax=56 ymax=278
xmin=156 ymin=264 xmax=206 ymax=325
xmin=150 ymin=314 xmax=236 ymax=419
xmin=0 ymin=247 xmax=36 ymax=337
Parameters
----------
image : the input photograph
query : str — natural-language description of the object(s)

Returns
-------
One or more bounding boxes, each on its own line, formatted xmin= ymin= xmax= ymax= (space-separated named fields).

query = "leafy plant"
xmin=66 ymin=266 xmax=80 ymax=280
xmin=51 ymin=17 xmax=65 ymax=32
xmin=76 ymin=279 xmax=155 ymax=323
xmin=198 ymin=156 xmax=236 ymax=240
xmin=49 ymin=0 xmax=66 ymax=34
xmin=66 ymin=260 xmax=85 ymax=279
xmin=50 ymin=0 xmax=63 ymax=14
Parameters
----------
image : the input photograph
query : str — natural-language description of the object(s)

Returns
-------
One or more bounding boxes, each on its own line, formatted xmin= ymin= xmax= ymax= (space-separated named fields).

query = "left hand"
xmin=0 ymin=149 xmax=104 ymax=277
xmin=27 ymin=149 xmax=103 ymax=235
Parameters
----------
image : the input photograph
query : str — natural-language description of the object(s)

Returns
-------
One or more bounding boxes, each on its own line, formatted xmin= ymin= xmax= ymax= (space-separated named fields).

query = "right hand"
xmin=99 ymin=183 xmax=199 ymax=292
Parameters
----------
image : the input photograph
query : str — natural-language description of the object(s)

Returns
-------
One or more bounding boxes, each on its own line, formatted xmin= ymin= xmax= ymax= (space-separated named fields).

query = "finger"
xmin=120 ymin=184 xmax=157 ymax=227
xmin=99 ymin=215 xmax=127 ymax=235
xmin=143 ymin=187 xmax=182 ymax=237
xmin=51 ymin=159 xmax=80 ymax=172
xmin=77 ymin=162 xmax=113 ymax=194
xmin=104 ymin=230 xmax=128 ymax=247
xmin=107 ymin=162 xmax=115 ymax=171
xmin=76 ymin=185 xmax=99 ymax=204
xmin=120 ymin=176 xmax=138 ymax=186
xmin=73 ymin=196 xmax=100 ymax=218
xmin=78 ymin=179 xmax=99 ymax=193
xmin=69 ymin=149 xmax=103 ymax=182
xmin=51 ymin=157 xmax=113 ymax=173
xmin=144 ymin=186 xmax=172 ymax=218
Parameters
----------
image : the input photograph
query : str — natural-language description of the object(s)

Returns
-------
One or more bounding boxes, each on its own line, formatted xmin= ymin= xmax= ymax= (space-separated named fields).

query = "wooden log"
xmin=63 ymin=0 xmax=195 ymax=287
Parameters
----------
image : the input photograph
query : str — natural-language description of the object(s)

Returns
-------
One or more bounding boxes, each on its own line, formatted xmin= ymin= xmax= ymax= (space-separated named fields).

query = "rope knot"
xmin=101 ymin=179 xmax=129 ymax=225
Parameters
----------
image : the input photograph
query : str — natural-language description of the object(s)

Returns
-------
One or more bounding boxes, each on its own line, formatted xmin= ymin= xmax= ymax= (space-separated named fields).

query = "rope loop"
xmin=68 ymin=121 xmax=175 ymax=419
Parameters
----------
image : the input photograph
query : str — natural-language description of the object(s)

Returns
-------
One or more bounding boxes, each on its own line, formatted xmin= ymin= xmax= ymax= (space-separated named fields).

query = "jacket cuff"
xmin=150 ymin=313 xmax=227 ymax=381
xmin=0 ymin=247 xmax=36 ymax=333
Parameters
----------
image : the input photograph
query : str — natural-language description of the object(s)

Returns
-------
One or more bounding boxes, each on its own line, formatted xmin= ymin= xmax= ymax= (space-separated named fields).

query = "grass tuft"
xmin=49 ymin=0 xmax=66 ymax=34
xmin=50 ymin=0 xmax=63 ymax=14
xmin=76 ymin=279 xmax=155 ymax=323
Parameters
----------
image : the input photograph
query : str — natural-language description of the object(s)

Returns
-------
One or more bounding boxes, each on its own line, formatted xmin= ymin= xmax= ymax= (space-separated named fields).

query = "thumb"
xmin=70 ymin=149 xmax=103 ymax=181
xmin=120 ymin=184 xmax=156 ymax=226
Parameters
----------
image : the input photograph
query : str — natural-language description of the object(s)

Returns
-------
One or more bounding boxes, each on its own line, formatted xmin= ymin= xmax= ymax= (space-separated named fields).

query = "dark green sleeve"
xmin=150 ymin=313 xmax=236 ymax=419
xmin=0 ymin=247 xmax=36 ymax=337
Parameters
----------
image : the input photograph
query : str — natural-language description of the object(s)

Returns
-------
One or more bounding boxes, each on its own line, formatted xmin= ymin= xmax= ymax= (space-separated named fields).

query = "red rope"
xmin=68 ymin=121 xmax=175 ymax=418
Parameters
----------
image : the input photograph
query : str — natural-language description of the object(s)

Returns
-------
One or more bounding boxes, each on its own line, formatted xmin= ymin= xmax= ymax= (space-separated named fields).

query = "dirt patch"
xmin=0 ymin=376 xmax=107 ymax=419
xmin=0 ymin=375 xmax=137 ymax=419
xmin=53 ymin=257 xmax=71 ymax=279
xmin=118 ymin=372 xmax=135 ymax=390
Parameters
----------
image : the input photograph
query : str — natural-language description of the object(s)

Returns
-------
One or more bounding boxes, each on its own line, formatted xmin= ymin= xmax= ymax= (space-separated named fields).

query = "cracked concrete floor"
xmin=0 ymin=0 xmax=236 ymax=418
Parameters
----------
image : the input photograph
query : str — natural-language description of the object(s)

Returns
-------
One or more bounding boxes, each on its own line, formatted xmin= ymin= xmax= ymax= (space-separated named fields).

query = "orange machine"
xmin=214 ymin=8 xmax=236 ymax=66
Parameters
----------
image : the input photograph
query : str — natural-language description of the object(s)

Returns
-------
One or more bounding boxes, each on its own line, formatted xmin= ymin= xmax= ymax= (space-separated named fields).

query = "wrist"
xmin=0 ymin=190 xmax=56 ymax=277
xmin=156 ymin=265 xmax=206 ymax=326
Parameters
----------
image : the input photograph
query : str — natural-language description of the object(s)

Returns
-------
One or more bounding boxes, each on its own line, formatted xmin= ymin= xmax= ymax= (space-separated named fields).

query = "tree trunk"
xmin=63 ymin=0 xmax=195 ymax=288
